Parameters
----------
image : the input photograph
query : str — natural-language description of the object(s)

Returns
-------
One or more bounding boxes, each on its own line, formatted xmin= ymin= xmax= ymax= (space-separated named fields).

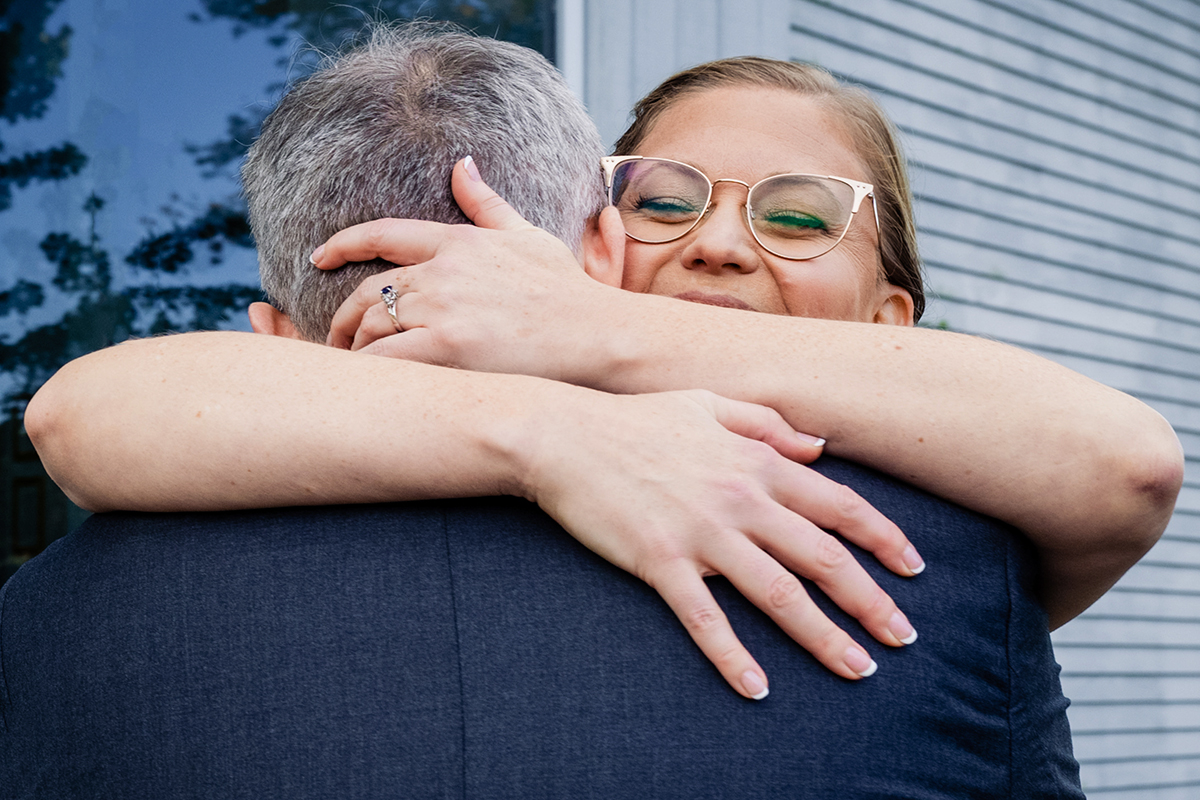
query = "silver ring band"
xmin=380 ymin=285 xmax=401 ymax=332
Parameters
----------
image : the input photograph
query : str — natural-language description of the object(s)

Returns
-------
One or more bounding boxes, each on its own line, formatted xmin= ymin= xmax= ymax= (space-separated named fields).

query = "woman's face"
xmin=619 ymin=86 xmax=913 ymax=325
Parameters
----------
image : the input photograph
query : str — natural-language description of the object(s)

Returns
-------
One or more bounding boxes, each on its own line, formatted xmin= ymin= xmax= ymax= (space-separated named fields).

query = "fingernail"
xmin=463 ymin=154 xmax=481 ymax=182
xmin=742 ymin=670 xmax=769 ymax=700
xmin=309 ymin=244 xmax=325 ymax=265
xmin=902 ymin=545 xmax=925 ymax=575
xmin=845 ymin=646 xmax=877 ymax=678
xmin=796 ymin=432 xmax=826 ymax=446
xmin=889 ymin=611 xmax=918 ymax=645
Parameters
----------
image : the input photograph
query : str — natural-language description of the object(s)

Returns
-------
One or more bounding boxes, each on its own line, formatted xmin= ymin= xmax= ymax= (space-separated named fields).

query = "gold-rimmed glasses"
xmin=601 ymin=155 xmax=879 ymax=261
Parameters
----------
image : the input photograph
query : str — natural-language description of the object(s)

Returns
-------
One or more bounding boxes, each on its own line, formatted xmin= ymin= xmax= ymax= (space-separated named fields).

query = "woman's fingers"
xmin=748 ymin=501 xmax=917 ymax=650
xmin=327 ymin=268 xmax=413 ymax=350
xmin=698 ymin=391 xmax=924 ymax=578
xmin=648 ymin=560 xmax=770 ymax=700
xmin=770 ymin=465 xmax=925 ymax=579
xmin=701 ymin=390 xmax=826 ymax=464
xmin=310 ymin=157 xmax=534 ymax=275
xmin=350 ymin=302 xmax=405 ymax=351
xmin=714 ymin=537 xmax=880 ymax=680
xmin=311 ymin=217 xmax=447 ymax=271
xmin=451 ymin=156 xmax=539 ymax=231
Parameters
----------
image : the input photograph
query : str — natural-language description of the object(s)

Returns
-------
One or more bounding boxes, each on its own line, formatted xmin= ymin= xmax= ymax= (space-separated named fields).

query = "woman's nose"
xmin=679 ymin=187 xmax=762 ymax=275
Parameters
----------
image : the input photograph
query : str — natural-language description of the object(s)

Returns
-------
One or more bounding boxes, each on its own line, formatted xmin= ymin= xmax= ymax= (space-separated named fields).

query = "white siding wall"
xmin=579 ymin=0 xmax=789 ymax=145
xmin=578 ymin=1 xmax=1200 ymax=796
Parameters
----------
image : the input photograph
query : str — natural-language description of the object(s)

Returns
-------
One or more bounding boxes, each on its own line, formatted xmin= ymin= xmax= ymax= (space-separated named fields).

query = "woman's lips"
xmin=673 ymin=291 xmax=756 ymax=311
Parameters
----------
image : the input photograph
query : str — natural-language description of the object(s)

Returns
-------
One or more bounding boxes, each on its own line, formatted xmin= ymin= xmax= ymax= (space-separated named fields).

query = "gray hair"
xmin=242 ymin=22 xmax=606 ymax=342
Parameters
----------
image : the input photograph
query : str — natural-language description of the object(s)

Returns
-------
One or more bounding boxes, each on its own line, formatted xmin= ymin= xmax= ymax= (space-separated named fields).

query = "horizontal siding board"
xmin=1073 ymin=730 xmax=1200 ymax=762
xmin=901 ymin=117 xmax=1200 ymax=213
xmin=916 ymin=199 xmax=1200 ymax=290
xmin=1085 ymin=588 xmax=1200 ymax=621
xmin=1084 ymin=787 xmax=1200 ymax=800
xmin=1181 ymin=460 xmax=1200 ymax=489
xmin=993 ymin=0 xmax=1200 ymax=66
xmin=907 ymin=0 xmax=1200 ymax=101
xmin=919 ymin=209 xmax=1200 ymax=304
xmin=1142 ymin=537 xmax=1200 ymax=566
xmin=907 ymin=136 xmax=1200 ymax=243
xmin=882 ymin=84 xmax=1200 ymax=201
xmin=814 ymin=0 xmax=1200 ymax=127
xmin=1069 ymin=703 xmax=1200 ymax=731
xmin=1065 ymin=675 xmax=1200 ymax=702
xmin=1055 ymin=644 xmax=1200 ymax=674
xmin=1076 ymin=761 xmax=1200 ymax=796
xmin=1093 ymin=563 xmax=1200 ymax=595
xmin=788 ymin=29 xmax=1200 ymax=182
xmin=920 ymin=236 xmax=1200 ymax=324
xmin=1179 ymin=485 xmax=1200 ymax=514
xmin=916 ymin=204 xmax=1200 ymax=298
xmin=915 ymin=169 xmax=1200 ymax=270
xmin=925 ymin=268 xmax=1200 ymax=350
xmin=1052 ymin=618 xmax=1200 ymax=647
xmin=789 ymin=4 xmax=1200 ymax=159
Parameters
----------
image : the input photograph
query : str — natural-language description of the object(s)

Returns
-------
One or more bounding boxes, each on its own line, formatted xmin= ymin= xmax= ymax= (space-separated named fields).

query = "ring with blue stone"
xmin=380 ymin=285 xmax=402 ymax=332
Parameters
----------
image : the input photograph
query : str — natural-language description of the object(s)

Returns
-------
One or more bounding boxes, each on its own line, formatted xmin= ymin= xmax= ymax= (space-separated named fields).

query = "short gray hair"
xmin=242 ymin=22 xmax=606 ymax=342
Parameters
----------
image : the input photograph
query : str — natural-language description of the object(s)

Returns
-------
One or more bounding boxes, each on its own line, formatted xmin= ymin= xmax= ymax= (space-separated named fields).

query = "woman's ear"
xmin=580 ymin=206 xmax=625 ymax=287
xmin=248 ymin=302 xmax=304 ymax=339
xmin=872 ymin=285 xmax=915 ymax=327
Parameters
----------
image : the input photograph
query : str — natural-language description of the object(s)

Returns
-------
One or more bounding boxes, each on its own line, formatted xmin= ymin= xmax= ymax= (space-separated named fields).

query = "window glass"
xmin=0 ymin=0 xmax=554 ymax=576
xmin=0 ymin=0 xmax=554 ymax=409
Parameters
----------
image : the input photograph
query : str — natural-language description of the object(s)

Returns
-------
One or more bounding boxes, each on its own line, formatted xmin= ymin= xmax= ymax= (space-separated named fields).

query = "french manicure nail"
xmin=889 ymin=611 xmax=917 ymax=645
xmin=902 ymin=545 xmax=925 ymax=575
xmin=463 ymin=154 xmax=481 ymax=181
xmin=796 ymin=432 xmax=826 ymax=446
xmin=845 ymin=646 xmax=876 ymax=678
xmin=309 ymin=244 xmax=325 ymax=265
xmin=742 ymin=670 xmax=769 ymax=700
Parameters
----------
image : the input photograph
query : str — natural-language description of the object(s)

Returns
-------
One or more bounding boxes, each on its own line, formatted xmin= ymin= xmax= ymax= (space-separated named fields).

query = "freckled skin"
xmin=620 ymin=87 xmax=900 ymax=323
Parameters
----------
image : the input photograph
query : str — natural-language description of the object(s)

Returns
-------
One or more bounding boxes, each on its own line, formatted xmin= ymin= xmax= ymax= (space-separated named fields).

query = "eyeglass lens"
xmin=610 ymin=159 xmax=857 ymax=260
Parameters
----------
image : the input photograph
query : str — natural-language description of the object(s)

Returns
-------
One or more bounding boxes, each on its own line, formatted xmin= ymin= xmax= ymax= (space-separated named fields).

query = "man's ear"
xmin=248 ymin=302 xmax=304 ymax=339
xmin=580 ymin=206 xmax=624 ymax=287
xmin=872 ymin=285 xmax=915 ymax=327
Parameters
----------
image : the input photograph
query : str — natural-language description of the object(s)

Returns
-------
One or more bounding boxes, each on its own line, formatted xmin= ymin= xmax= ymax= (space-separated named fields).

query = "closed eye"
xmin=757 ymin=209 xmax=827 ymax=233
xmin=629 ymin=194 xmax=702 ymax=223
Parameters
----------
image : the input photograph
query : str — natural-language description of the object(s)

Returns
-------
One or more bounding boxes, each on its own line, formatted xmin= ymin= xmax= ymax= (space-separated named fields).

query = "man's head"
xmin=242 ymin=22 xmax=606 ymax=342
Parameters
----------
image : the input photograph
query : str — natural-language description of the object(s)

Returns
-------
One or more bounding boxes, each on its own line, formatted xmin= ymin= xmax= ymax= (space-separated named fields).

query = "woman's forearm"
xmin=26 ymin=332 xmax=540 ymax=512
xmin=568 ymin=289 xmax=1184 ymax=626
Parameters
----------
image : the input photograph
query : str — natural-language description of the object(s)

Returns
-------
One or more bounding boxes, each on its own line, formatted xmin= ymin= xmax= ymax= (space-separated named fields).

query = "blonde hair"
xmin=613 ymin=57 xmax=924 ymax=321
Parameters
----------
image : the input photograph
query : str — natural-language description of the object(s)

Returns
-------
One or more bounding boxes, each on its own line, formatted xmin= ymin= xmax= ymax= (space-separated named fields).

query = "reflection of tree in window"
xmin=0 ymin=0 xmax=550 ymax=410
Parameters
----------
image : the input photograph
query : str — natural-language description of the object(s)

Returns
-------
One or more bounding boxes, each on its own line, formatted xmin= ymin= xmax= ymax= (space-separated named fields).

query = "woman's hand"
xmin=514 ymin=385 xmax=924 ymax=699
xmin=315 ymin=157 xmax=622 ymax=386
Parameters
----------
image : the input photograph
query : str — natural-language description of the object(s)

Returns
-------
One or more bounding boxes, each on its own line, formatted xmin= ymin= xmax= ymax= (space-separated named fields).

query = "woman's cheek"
xmin=620 ymin=244 xmax=669 ymax=293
